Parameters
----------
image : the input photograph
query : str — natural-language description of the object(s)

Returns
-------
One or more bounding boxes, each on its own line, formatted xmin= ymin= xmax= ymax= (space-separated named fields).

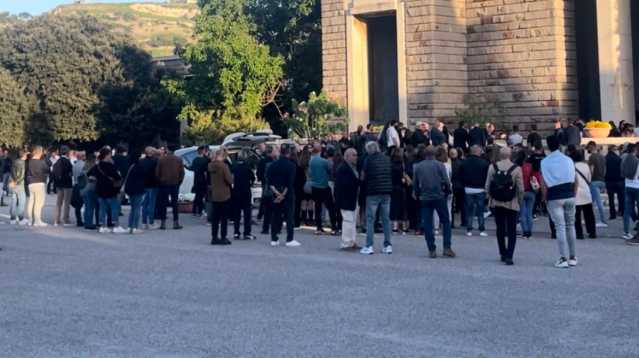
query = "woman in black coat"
xmin=389 ymin=148 xmax=406 ymax=232
xmin=232 ymin=149 xmax=256 ymax=240
xmin=334 ymin=148 xmax=360 ymax=250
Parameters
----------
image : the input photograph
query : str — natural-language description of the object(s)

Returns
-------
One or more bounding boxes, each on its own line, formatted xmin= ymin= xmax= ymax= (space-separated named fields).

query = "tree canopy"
xmin=0 ymin=68 xmax=32 ymax=148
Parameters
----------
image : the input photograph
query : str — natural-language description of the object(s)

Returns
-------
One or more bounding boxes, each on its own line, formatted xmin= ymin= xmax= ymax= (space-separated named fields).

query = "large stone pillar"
xmin=597 ymin=0 xmax=636 ymax=124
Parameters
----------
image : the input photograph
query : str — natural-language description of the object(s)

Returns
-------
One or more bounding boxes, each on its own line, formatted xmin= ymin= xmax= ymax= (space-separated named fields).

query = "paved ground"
xmin=0 ymin=196 xmax=638 ymax=358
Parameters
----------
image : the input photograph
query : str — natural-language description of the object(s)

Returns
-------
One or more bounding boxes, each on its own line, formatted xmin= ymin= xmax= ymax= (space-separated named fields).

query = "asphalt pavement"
xmin=0 ymin=197 xmax=637 ymax=357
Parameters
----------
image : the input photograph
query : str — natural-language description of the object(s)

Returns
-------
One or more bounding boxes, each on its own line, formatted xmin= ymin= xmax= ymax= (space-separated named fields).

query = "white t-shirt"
xmin=387 ymin=126 xmax=400 ymax=148
xmin=574 ymin=162 xmax=592 ymax=206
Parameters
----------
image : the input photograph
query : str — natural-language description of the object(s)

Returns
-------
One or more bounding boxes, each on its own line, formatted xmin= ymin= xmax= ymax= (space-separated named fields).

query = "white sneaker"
xmin=130 ymin=228 xmax=144 ymax=235
xmin=63 ymin=223 xmax=74 ymax=227
xmin=9 ymin=220 xmax=17 ymax=225
xmin=18 ymin=219 xmax=29 ymax=226
xmin=149 ymin=223 xmax=161 ymax=230
xmin=270 ymin=240 xmax=280 ymax=247
xmin=360 ymin=246 xmax=374 ymax=255
xmin=555 ymin=258 xmax=569 ymax=268
xmin=479 ymin=232 xmax=488 ymax=237
xmin=112 ymin=226 xmax=128 ymax=234
xmin=382 ymin=245 xmax=393 ymax=254
xmin=622 ymin=233 xmax=633 ymax=240
xmin=434 ymin=229 xmax=440 ymax=236
xmin=33 ymin=222 xmax=48 ymax=228
xmin=466 ymin=232 xmax=473 ymax=237
xmin=98 ymin=227 xmax=112 ymax=234
xmin=595 ymin=222 xmax=608 ymax=228
xmin=568 ymin=257 xmax=578 ymax=267
xmin=285 ymin=240 xmax=301 ymax=247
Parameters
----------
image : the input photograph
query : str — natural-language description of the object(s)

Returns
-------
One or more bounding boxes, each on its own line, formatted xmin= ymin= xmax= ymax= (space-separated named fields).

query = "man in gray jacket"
xmin=413 ymin=146 xmax=454 ymax=258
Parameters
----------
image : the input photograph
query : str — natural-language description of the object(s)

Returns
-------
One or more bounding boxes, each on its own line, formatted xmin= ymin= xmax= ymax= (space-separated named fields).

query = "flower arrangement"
xmin=585 ymin=121 xmax=612 ymax=129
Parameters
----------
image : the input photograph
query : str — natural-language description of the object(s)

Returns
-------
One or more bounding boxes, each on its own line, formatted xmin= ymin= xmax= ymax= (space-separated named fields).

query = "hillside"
xmin=52 ymin=2 xmax=198 ymax=57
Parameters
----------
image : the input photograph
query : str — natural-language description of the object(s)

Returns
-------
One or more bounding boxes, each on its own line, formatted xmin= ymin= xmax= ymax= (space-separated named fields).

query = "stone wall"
xmin=321 ymin=0 xmax=348 ymax=107
xmin=465 ymin=0 xmax=578 ymax=132
xmin=405 ymin=0 xmax=468 ymax=125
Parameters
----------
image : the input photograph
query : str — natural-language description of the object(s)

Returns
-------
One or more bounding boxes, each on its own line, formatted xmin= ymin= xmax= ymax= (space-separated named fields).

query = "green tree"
xmin=0 ymin=15 xmax=126 ymax=143
xmin=246 ymin=0 xmax=322 ymax=120
xmin=0 ymin=69 xmax=33 ymax=148
xmin=286 ymin=91 xmax=347 ymax=139
xmin=169 ymin=0 xmax=283 ymax=143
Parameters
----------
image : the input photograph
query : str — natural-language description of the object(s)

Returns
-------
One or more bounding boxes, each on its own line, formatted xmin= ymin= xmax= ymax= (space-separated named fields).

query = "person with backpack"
xmin=621 ymin=143 xmax=639 ymax=240
xmin=88 ymin=147 xmax=127 ymax=234
xmin=52 ymin=145 xmax=74 ymax=226
xmin=485 ymin=147 xmax=523 ymax=265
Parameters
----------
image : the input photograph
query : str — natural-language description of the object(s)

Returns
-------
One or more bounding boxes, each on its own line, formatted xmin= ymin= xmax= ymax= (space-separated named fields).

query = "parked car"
xmin=175 ymin=131 xmax=281 ymax=205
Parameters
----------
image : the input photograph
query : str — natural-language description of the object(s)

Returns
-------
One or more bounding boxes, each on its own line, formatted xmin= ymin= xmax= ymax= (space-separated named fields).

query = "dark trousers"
xmin=494 ymin=207 xmax=517 ymax=260
xmin=452 ymin=188 xmax=465 ymax=227
xmin=576 ymin=203 xmax=596 ymax=239
xmin=261 ymin=196 xmax=273 ymax=233
xmin=271 ymin=196 xmax=295 ymax=242
xmin=420 ymin=198 xmax=452 ymax=251
xmin=158 ymin=185 xmax=179 ymax=221
xmin=234 ymin=203 xmax=252 ymax=236
xmin=312 ymin=186 xmax=337 ymax=231
xmin=74 ymin=205 xmax=83 ymax=226
xmin=606 ymin=180 xmax=625 ymax=218
xmin=193 ymin=189 xmax=206 ymax=216
xmin=294 ymin=193 xmax=303 ymax=227
xmin=211 ymin=200 xmax=228 ymax=239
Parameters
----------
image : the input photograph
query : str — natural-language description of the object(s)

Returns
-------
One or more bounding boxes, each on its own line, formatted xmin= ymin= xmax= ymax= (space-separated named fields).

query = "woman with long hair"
xmin=88 ymin=147 xmax=127 ymax=234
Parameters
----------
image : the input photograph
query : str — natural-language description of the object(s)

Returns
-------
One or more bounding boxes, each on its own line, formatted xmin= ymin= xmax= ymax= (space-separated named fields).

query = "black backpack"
xmin=489 ymin=164 xmax=517 ymax=202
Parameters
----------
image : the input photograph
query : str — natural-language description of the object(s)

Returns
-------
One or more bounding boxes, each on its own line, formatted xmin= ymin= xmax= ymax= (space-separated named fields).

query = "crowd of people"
xmin=1 ymin=118 xmax=638 ymax=267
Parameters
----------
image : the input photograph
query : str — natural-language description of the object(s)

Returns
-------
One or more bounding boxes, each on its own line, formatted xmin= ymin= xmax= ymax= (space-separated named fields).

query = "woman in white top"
xmin=568 ymin=147 xmax=597 ymax=239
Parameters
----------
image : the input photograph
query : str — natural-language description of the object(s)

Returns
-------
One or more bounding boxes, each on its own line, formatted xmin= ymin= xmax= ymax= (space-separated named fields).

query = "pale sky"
xmin=0 ymin=0 xmax=166 ymax=15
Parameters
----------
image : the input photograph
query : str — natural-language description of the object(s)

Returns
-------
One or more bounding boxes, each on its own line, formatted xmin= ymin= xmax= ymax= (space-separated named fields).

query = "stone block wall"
xmin=405 ymin=0 xmax=468 ymax=125
xmin=321 ymin=0 xmax=348 ymax=107
xmin=465 ymin=0 xmax=578 ymax=132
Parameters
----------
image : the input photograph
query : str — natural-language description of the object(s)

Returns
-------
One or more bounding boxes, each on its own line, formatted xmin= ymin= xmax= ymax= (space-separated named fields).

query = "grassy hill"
xmin=52 ymin=2 xmax=198 ymax=57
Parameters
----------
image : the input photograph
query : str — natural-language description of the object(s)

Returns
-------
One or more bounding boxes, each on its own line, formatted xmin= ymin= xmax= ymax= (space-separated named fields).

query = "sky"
xmin=0 ymin=0 xmax=165 ymax=15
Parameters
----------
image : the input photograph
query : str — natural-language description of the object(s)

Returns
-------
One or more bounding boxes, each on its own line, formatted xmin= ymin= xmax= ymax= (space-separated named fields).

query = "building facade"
xmin=321 ymin=0 xmax=639 ymax=132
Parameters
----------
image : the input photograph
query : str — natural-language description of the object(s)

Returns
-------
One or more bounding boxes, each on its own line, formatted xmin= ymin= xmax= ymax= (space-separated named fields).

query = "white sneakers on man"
xmin=568 ymin=257 xmax=578 ymax=267
xmin=382 ymin=245 xmax=393 ymax=254
xmin=270 ymin=240 xmax=280 ymax=247
xmin=479 ymin=232 xmax=488 ymax=237
xmin=285 ymin=240 xmax=301 ymax=247
xmin=622 ymin=233 xmax=633 ymax=240
xmin=112 ymin=226 xmax=128 ymax=234
xmin=555 ymin=258 xmax=569 ymax=268
xmin=18 ymin=219 xmax=29 ymax=226
xmin=359 ymin=246 xmax=374 ymax=255
xmin=595 ymin=222 xmax=608 ymax=228
xmin=32 ymin=222 xmax=48 ymax=228
xmin=98 ymin=227 xmax=111 ymax=234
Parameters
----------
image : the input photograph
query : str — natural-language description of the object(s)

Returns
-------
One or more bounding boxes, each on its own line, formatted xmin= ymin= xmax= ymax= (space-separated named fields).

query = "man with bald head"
xmin=485 ymin=146 xmax=523 ymax=265
xmin=459 ymin=145 xmax=490 ymax=236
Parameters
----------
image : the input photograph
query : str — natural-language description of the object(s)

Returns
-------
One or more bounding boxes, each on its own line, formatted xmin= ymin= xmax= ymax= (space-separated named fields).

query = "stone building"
xmin=321 ymin=0 xmax=639 ymax=133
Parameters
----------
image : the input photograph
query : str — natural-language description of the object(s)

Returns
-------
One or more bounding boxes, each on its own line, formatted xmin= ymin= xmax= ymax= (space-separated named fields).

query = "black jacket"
xmin=266 ymin=158 xmax=296 ymax=199
xmin=459 ymin=155 xmax=490 ymax=189
xmin=88 ymin=161 xmax=122 ymax=199
xmin=468 ymin=127 xmax=487 ymax=147
xmin=430 ymin=128 xmax=446 ymax=146
xmin=124 ymin=162 xmax=146 ymax=197
xmin=334 ymin=162 xmax=359 ymax=211
xmin=191 ymin=156 xmax=210 ymax=192
xmin=140 ymin=157 xmax=159 ymax=188
xmin=411 ymin=130 xmax=429 ymax=147
xmin=605 ymin=151 xmax=623 ymax=182
xmin=557 ymin=125 xmax=581 ymax=146
xmin=362 ymin=153 xmax=392 ymax=196
xmin=451 ymin=158 xmax=464 ymax=190
xmin=453 ymin=128 xmax=468 ymax=150
xmin=232 ymin=160 xmax=255 ymax=205
xmin=112 ymin=154 xmax=130 ymax=178
xmin=26 ymin=159 xmax=50 ymax=185
xmin=52 ymin=157 xmax=73 ymax=189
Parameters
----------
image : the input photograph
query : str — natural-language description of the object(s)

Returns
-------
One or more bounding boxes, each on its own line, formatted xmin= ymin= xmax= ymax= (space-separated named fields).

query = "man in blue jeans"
xmin=586 ymin=141 xmax=608 ymax=227
xmin=413 ymin=146 xmax=454 ymax=258
xmin=459 ymin=145 xmax=490 ymax=236
xmin=360 ymin=142 xmax=393 ymax=255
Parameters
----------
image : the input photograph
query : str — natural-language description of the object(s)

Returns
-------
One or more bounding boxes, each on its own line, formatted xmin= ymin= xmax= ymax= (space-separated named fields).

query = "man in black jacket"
xmin=453 ymin=121 xmax=469 ymax=152
xmin=335 ymin=148 xmax=360 ymax=250
xmin=267 ymin=144 xmax=300 ymax=247
xmin=52 ymin=145 xmax=74 ymax=226
xmin=411 ymin=122 xmax=430 ymax=147
xmin=468 ymin=123 xmax=487 ymax=148
xmin=460 ymin=145 xmax=490 ymax=236
xmin=605 ymin=145 xmax=624 ymax=220
xmin=360 ymin=141 xmax=393 ymax=255
xmin=140 ymin=147 xmax=160 ymax=229
xmin=191 ymin=146 xmax=210 ymax=217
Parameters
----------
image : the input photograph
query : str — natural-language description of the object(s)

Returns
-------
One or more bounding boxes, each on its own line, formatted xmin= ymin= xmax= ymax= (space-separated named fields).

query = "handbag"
xmin=530 ymin=175 xmax=540 ymax=192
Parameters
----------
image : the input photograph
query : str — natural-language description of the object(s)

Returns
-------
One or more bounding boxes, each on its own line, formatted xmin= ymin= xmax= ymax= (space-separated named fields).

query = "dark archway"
xmin=575 ymin=0 xmax=601 ymax=121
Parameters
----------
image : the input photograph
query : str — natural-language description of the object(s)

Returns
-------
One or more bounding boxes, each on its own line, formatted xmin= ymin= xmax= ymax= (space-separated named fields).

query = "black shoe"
xmin=84 ymin=225 xmax=97 ymax=230
xmin=500 ymin=256 xmax=506 ymax=262
xmin=77 ymin=222 xmax=84 ymax=227
xmin=260 ymin=230 xmax=269 ymax=235
xmin=173 ymin=222 xmax=183 ymax=230
xmin=504 ymin=258 xmax=514 ymax=266
xmin=220 ymin=238 xmax=232 ymax=245
xmin=159 ymin=221 xmax=166 ymax=230
xmin=210 ymin=238 xmax=223 ymax=245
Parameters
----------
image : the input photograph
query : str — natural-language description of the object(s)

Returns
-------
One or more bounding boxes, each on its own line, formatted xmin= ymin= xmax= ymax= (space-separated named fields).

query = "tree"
xmin=286 ymin=91 xmax=347 ymax=139
xmin=0 ymin=69 xmax=33 ymax=148
xmin=246 ymin=0 xmax=322 ymax=117
xmin=0 ymin=15 xmax=126 ymax=143
xmin=168 ymin=0 xmax=283 ymax=143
